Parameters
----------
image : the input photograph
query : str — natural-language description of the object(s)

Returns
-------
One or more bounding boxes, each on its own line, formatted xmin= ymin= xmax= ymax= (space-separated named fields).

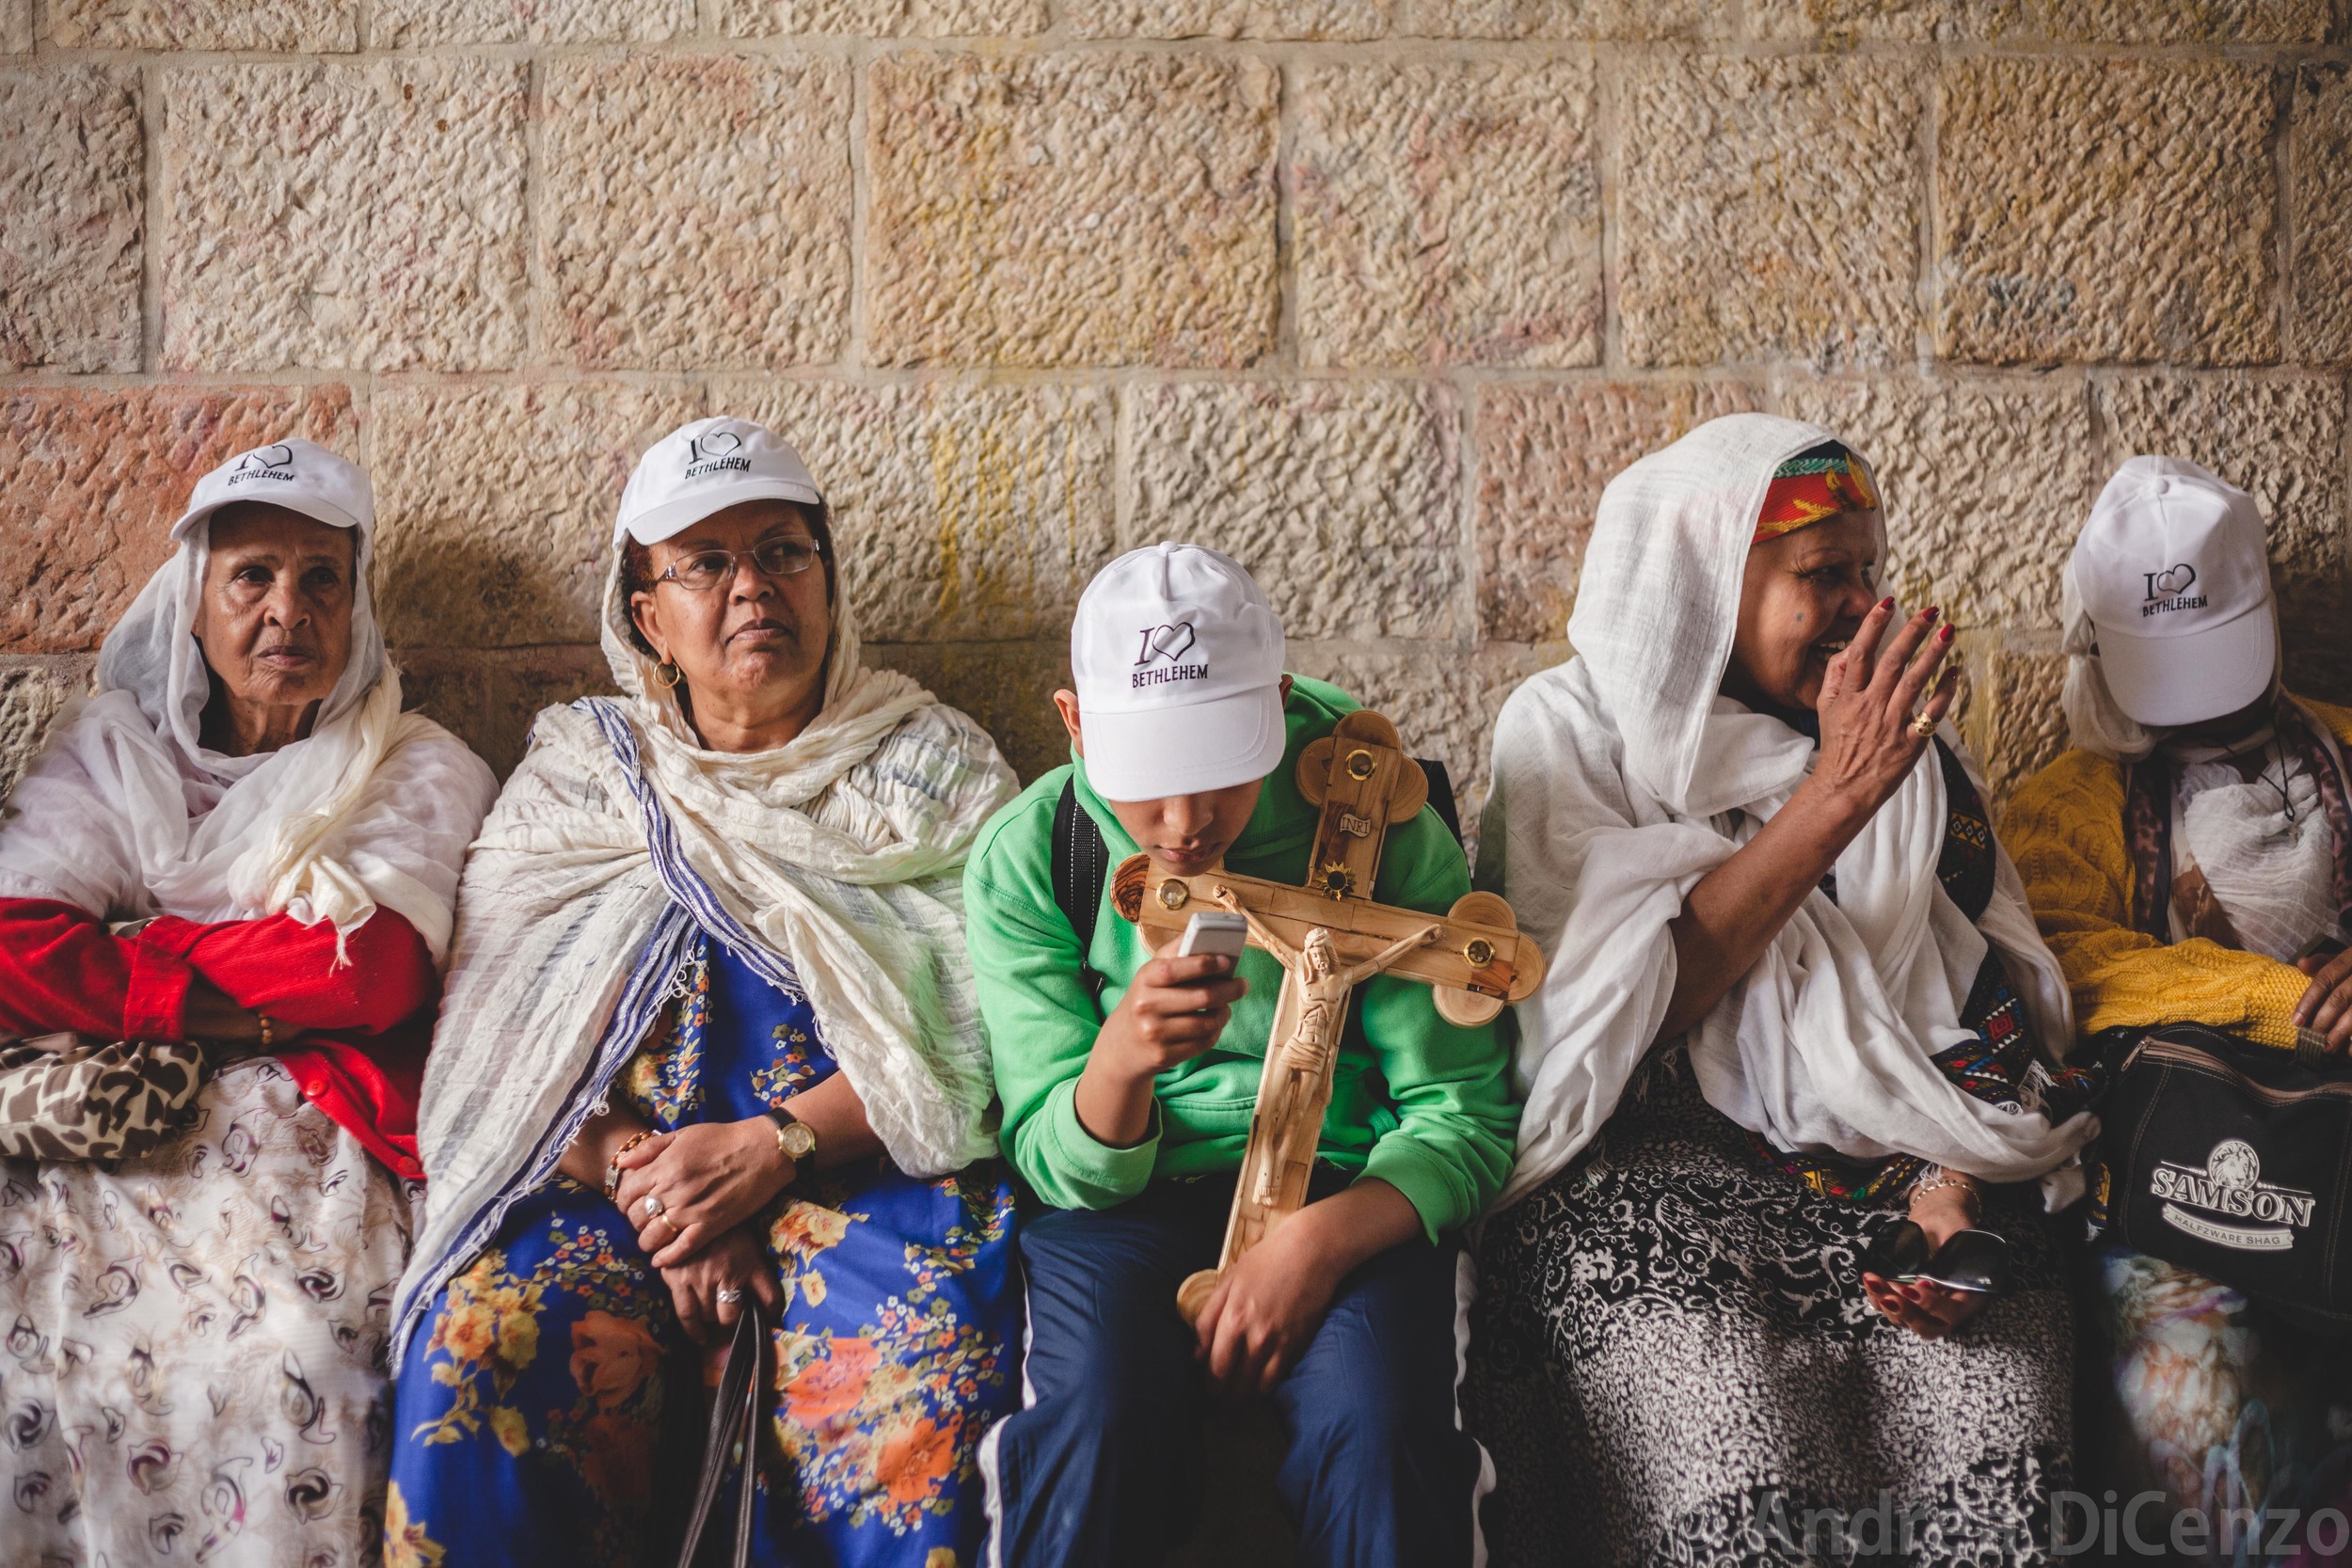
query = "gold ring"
xmin=1909 ymin=711 xmax=1938 ymax=738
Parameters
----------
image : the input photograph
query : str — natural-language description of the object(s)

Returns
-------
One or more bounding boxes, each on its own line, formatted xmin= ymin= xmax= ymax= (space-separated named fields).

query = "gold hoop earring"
xmin=656 ymin=659 xmax=683 ymax=689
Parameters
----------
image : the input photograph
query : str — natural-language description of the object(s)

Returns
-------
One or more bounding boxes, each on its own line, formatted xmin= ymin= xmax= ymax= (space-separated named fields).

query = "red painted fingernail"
xmin=1878 ymin=597 xmax=1895 ymax=611
xmin=1940 ymin=625 xmax=1955 ymax=642
xmin=1924 ymin=605 xmax=1940 ymax=620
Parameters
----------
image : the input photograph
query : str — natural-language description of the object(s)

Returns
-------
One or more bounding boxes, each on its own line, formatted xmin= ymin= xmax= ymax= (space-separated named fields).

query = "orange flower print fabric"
xmin=388 ymin=935 xmax=1019 ymax=1568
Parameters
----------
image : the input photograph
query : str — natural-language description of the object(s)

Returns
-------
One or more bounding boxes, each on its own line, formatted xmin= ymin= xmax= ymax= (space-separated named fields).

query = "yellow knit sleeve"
xmin=2001 ymin=749 xmax=2311 ymax=1050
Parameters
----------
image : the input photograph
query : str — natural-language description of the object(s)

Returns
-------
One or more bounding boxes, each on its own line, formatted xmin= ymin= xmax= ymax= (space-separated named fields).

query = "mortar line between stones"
xmin=521 ymin=48 xmax=548 ymax=376
xmin=2275 ymin=60 xmax=2300 ymax=363
xmin=136 ymin=56 xmax=161 ymax=377
xmin=1915 ymin=37 xmax=1939 ymax=375
xmin=1594 ymin=41 xmax=1621 ymax=372
xmin=846 ymin=37 xmax=870 ymax=377
xmin=1272 ymin=55 xmax=1298 ymax=373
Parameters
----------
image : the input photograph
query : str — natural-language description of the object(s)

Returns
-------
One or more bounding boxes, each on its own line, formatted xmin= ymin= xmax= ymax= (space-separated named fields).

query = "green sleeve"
xmin=963 ymin=800 xmax=1159 ymax=1210
xmin=1354 ymin=808 xmax=1522 ymax=1242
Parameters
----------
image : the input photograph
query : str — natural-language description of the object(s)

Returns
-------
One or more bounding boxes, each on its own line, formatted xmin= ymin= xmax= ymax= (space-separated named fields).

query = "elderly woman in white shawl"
xmin=1462 ymin=414 xmax=2104 ymax=1565
xmin=0 ymin=438 xmax=497 ymax=1565
xmin=386 ymin=418 xmax=1021 ymax=1568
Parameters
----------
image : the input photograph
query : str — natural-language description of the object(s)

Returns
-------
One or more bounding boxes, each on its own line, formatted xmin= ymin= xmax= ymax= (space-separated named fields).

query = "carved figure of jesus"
xmin=1216 ymin=890 xmax=1438 ymax=1205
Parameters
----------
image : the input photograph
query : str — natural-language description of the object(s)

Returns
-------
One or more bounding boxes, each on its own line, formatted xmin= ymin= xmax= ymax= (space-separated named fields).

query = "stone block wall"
xmin=5 ymin=1 xmax=2350 ymax=840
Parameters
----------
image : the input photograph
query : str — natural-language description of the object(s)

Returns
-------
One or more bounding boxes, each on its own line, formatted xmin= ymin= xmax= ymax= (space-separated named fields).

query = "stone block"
xmin=0 ymin=68 xmax=143 ymax=373
xmin=2 ymin=1 xmax=31 ymax=53
xmin=1066 ymin=0 xmax=1378 ymax=39
xmin=2099 ymin=374 xmax=2349 ymax=674
xmin=1779 ymin=376 xmax=2095 ymax=632
xmin=396 ymin=646 xmax=616 ymax=780
xmin=1478 ymin=381 xmax=1760 ymax=644
xmin=1287 ymin=641 xmax=1544 ymax=847
xmin=371 ymin=384 xmax=701 ymax=649
xmin=866 ymin=53 xmax=1278 ymax=369
xmin=1394 ymin=0 xmax=1722 ymax=36
xmin=1952 ymin=640 xmax=2066 ymax=820
xmin=1751 ymin=0 xmax=2327 ymax=41
xmin=0 ymin=386 xmax=357 ymax=654
xmin=714 ymin=381 xmax=1115 ymax=642
xmin=1126 ymin=382 xmax=1463 ymax=641
xmin=47 ymin=0 xmax=356 ymax=48
xmin=0 ymin=658 xmax=91 ymax=805
xmin=720 ymin=0 xmax=1044 ymax=32
xmin=1937 ymin=59 xmax=2277 ymax=367
xmin=1619 ymin=55 xmax=1923 ymax=371
xmin=2292 ymin=68 xmax=2352 ymax=366
xmin=866 ymin=641 xmax=1072 ymax=784
xmin=161 ymin=59 xmax=528 ymax=373
xmin=1295 ymin=61 xmax=1598 ymax=370
xmin=373 ymin=0 xmax=691 ymax=44
xmin=542 ymin=55 xmax=851 ymax=371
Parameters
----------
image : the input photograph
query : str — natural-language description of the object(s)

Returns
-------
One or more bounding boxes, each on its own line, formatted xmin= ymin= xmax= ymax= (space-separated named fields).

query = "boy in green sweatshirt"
xmin=965 ymin=543 xmax=1518 ymax=1568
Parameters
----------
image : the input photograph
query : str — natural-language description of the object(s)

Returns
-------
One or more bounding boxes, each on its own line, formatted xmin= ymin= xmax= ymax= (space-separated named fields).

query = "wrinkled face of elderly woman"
xmin=628 ymin=499 xmax=834 ymax=724
xmin=193 ymin=502 xmax=357 ymax=737
xmin=1723 ymin=510 xmax=1883 ymax=714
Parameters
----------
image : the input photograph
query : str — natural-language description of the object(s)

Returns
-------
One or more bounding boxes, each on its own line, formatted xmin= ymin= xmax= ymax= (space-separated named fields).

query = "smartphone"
xmin=1176 ymin=911 xmax=1249 ymax=962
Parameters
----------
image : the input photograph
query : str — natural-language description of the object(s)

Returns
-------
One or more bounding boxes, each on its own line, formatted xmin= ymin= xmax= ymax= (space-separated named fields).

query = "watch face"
xmin=779 ymin=1119 xmax=818 ymax=1160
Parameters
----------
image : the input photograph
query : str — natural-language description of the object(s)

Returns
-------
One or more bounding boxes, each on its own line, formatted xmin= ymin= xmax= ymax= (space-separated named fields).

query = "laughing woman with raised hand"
xmin=386 ymin=418 xmax=1023 ymax=1568
xmin=0 ymin=439 xmax=498 ymax=1565
xmin=1464 ymin=414 xmax=2106 ymax=1565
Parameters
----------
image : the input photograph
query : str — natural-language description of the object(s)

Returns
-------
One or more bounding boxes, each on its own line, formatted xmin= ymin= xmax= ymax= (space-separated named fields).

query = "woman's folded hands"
xmin=613 ymin=1120 xmax=798 ymax=1340
xmin=613 ymin=1118 xmax=797 ymax=1268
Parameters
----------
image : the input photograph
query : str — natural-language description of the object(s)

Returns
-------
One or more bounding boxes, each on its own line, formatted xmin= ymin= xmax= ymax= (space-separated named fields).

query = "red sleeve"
xmin=0 ymin=897 xmax=195 ymax=1041
xmin=141 ymin=908 xmax=441 ymax=1180
xmin=136 ymin=908 xmax=437 ymax=1036
xmin=278 ymin=1030 xmax=428 ymax=1181
xmin=0 ymin=900 xmax=439 ymax=1181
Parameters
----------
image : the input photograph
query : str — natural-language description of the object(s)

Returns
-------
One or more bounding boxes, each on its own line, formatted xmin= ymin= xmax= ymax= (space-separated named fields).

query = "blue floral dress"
xmin=385 ymin=934 xmax=1020 ymax=1568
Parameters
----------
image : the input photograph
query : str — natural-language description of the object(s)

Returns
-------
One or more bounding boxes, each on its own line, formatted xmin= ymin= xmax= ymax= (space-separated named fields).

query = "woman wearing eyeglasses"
xmin=385 ymin=418 xmax=1023 ymax=1568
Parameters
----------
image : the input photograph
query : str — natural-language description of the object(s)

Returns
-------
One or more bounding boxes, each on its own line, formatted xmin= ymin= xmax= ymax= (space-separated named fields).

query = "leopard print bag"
xmin=0 ymin=1033 xmax=212 ymax=1162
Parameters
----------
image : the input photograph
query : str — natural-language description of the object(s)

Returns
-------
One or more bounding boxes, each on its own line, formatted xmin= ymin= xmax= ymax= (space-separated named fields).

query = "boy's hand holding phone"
xmin=1074 ymin=912 xmax=1251 ymax=1148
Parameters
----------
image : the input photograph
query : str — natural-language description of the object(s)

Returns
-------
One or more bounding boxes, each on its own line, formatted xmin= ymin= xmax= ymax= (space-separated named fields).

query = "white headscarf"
xmin=1484 ymin=413 xmax=2091 ymax=1209
xmin=396 ymin=491 xmax=1018 ymax=1369
xmin=0 ymin=480 xmax=494 ymax=960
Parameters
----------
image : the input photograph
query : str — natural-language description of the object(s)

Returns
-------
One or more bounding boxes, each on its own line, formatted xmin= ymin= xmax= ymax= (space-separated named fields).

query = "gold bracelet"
xmin=256 ymin=1013 xmax=275 ymax=1050
xmin=1910 ymin=1174 xmax=1981 ymax=1224
xmin=603 ymin=1129 xmax=656 ymax=1202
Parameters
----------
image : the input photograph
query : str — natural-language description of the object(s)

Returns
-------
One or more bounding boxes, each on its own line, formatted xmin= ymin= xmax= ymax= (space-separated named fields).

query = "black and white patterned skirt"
xmin=1465 ymin=1052 xmax=2076 ymax=1568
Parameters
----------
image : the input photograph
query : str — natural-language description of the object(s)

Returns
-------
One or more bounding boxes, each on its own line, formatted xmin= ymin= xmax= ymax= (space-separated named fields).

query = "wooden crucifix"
xmin=1110 ymin=710 xmax=1547 ymax=1324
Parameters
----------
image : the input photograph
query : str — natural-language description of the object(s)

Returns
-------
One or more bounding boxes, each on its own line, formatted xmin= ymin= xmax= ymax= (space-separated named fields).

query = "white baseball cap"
xmin=170 ymin=437 xmax=371 ymax=542
xmin=614 ymin=416 xmax=824 ymax=549
xmin=2069 ymin=455 xmax=2278 ymax=728
xmin=1072 ymin=543 xmax=1287 ymax=802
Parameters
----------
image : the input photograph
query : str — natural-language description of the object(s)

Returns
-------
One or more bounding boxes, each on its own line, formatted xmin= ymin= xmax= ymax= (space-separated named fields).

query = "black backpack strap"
xmin=1051 ymin=778 xmax=1112 ymax=1014
xmin=1416 ymin=757 xmax=1463 ymax=847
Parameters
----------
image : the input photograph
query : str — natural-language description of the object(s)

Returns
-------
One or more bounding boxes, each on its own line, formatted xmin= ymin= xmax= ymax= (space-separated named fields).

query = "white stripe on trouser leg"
xmin=1454 ymin=1243 xmax=1494 ymax=1568
xmin=978 ymin=1259 xmax=1039 ymax=1568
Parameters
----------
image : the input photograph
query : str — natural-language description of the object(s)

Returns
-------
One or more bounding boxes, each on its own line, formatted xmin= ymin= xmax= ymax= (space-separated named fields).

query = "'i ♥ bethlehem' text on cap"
xmin=2069 ymin=454 xmax=2278 ymax=728
xmin=615 ymin=416 xmax=824 ymax=550
xmin=171 ymin=437 xmax=372 ymax=543
xmin=1072 ymin=543 xmax=1286 ymax=803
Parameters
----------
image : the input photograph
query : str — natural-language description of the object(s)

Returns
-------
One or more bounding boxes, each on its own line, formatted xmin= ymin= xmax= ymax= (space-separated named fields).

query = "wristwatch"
xmin=768 ymin=1105 xmax=818 ymax=1168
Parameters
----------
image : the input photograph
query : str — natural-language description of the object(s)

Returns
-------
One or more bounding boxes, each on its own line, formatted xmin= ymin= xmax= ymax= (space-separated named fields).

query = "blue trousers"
xmin=983 ymin=1175 xmax=1483 ymax=1568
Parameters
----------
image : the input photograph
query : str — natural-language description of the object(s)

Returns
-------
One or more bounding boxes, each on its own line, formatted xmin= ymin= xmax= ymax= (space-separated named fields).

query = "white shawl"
xmin=0 ymin=509 xmax=494 ymax=959
xmin=394 ymin=550 xmax=1017 ymax=1368
xmin=1485 ymin=412 xmax=2092 ymax=1210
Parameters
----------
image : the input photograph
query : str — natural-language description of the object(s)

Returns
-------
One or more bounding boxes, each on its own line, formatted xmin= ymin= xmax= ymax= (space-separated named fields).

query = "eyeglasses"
xmin=654 ymin=536 xmax=823 ymax=594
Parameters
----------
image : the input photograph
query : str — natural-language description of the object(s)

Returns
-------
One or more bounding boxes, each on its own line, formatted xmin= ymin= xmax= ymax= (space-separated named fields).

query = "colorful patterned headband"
xmin=1753 ymin=445 xmax=1880 ymax=544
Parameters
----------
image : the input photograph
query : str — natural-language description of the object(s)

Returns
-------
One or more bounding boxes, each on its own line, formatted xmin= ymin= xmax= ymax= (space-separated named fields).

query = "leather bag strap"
xmin=675 ymin=1301 xmax=771 ymax=1568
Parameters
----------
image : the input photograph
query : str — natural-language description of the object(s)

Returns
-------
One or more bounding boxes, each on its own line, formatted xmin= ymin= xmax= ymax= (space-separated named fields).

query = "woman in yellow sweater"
xmin=2005 ymin=456 xmax=2352 ymax=1561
